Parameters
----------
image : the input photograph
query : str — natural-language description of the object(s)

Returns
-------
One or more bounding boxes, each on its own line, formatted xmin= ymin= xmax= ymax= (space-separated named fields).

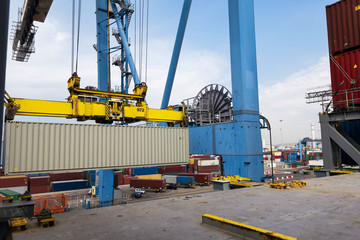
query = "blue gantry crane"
xmin=162 ymin=0 xmax=264 ymax=181
xmin=1 ymin=0 xmax=265 ymax=206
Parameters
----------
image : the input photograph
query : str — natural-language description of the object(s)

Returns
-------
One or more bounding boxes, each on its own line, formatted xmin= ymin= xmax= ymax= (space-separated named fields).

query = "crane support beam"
xmin=5 ymin=98 xmax=184 ymax=124
xmin=110 ymin=0 xmax=140 ymax=86
xmin=0 ymin=0 xmax=10 ymax=167
xmin=161 ymin=0 xmax=192 ymax=109
xmin=96 ymin=0 xmax=111 ymax=92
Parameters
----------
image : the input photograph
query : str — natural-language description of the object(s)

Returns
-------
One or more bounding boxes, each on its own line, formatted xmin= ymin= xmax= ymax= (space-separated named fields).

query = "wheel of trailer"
xmin=20 ymin=225 xmax=26 ymax=231
xmin=49 ymin=221 xmax=54 ymax=227
xmin=174 ymin=185 xmax=177 ymax=190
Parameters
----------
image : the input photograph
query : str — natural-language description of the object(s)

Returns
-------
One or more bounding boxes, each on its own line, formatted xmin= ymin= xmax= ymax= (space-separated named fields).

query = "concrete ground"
xmin=14 ymin=173 xmax=360 ymax=240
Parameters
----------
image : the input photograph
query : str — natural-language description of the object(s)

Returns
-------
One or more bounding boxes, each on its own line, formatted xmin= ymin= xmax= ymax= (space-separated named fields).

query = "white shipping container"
xmin=4 ymin=121 xmax=189 ymax=174
xmin=308 ymin=160 xmax=324 ymax=167
xmin=274 ymin=152 xmax=282 ymax=156
xmin=162 ymin=175 xmax=177 ymax=185
xmin=266 ymin=162 xmax=277 ymax=168
xmin=0 ymin=186 xmax=28 ymax=194
xmin=198 ymin=159 xmax=220 ymax=166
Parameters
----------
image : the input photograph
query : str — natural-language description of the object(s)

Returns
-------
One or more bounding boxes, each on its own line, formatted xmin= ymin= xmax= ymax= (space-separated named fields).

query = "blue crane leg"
xmin=228 ymin=0 xmax=260 ymax=122
xmin=96 ymin=1 xmax=114 ymax=205
xmin=96 ymin=0 xmax=111 ymax=92
xmin=225 ymin=0 xmax=263 ymax=180
xmin=98 ymin=169 xmax=114 ymax=207
xmin=111 ymin=1 xmax=140 ymax=86
xmin=161 ymin=0 xmax=192 ymax=109
xmin=189 ymin=0 xmax=263 ymax=181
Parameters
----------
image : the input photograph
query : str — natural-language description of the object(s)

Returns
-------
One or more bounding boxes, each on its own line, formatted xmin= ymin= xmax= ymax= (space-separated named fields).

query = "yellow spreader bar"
xmin=202 ymin=214 xmax=298 ymax=240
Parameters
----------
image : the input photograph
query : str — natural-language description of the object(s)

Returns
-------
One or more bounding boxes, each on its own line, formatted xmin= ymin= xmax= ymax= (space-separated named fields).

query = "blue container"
xmin=86 ymin=170 xmax=96 ymax=187
xmin=28 ymin=173 xmax=49 ymax=177
xmin=51 ymin=180 xmax=89 ymax=192
xmin=132 ymin=167 xmax=158 ymax=176
xmin=176 ymin=176 xmax=195 ymax=185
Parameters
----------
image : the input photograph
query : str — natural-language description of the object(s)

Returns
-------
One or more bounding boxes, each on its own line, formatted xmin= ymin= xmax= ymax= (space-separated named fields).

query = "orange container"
xmin=33 ymin=194 xmax=68 ymax=215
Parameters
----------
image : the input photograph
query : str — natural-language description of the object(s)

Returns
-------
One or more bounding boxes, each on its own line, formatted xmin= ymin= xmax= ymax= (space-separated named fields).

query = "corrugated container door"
xmin=326 ymin=0 xmax=360 ymax=54
xmin=4 ymin=122 xmax=189 ymax=174
xmin=330 ymin=49 xmax=360 ymax=108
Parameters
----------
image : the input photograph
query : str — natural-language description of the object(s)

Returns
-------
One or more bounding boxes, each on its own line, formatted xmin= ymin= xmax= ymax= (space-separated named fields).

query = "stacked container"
xmin=189 ymin=155 xmax=222 ymax=174
xmin=326 ymin=0 xmax=360 ymax=109
xmin=29 ymin=176 xmax=51 ymax=194
xmin=50 ymin=171 xmax=87 ymax=192
xmin=0 ymin=175 xmax=28 ymax=194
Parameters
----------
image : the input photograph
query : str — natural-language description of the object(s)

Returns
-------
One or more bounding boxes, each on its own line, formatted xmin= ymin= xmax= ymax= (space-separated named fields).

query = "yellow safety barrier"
xmin=202 ymin=214 xmax=298 ymax=240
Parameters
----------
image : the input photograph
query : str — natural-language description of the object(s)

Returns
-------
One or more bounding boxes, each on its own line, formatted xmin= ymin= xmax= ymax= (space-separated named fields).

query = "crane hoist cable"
xmin=134 ymin=0 xmax=137 ymax=69
xmin=71 ymin=0 xmax=82 ymax=74
xmin=145 ymin=0 xmax=149 ymax=83
xmin=75 ymin=0 xmax=82 ymax=73
xmin=134 ymin=0 xmax=149 ymax=84
xmin=71 ymin=0 xmax=75 ymax=74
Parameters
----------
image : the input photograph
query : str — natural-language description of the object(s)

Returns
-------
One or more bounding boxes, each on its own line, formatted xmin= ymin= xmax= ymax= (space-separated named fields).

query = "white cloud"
xmin=128 ymin=38 xmax=231 ymax=108
xmin=259 ymin=57 xmax=330 ymax=145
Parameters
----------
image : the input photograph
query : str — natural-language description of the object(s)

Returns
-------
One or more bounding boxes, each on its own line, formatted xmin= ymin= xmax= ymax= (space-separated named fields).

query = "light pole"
xmin=280 ymin=120 xmax=284 ymax=147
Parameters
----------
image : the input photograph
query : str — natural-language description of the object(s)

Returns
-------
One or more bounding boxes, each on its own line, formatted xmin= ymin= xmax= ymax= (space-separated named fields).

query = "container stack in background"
xmin=0 ymin=175 xmax=28 ymax=194
xmin=327 ymin=0 xmax=360 ymax=109
xmin=326 ymin=0 xmax=360 ymax=166
xmin=28 ymin=175 xmax=51 ymax=194
xmin=50 ymin=171 xmax=88 ymax=192
xmin=189 ymin=155 xmax=222 ymax=175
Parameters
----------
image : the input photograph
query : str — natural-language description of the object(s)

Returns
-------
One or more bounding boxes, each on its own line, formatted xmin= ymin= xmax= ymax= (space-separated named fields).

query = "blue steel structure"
xmin=161 ymin=0 xmax=192 ymax=109
xmin=188 ymin=0 xmax=263 ymax=181
xmin=97 ymin=169 xmax=114 ymax=207
xmin=97 ymin=0 xmax=264 ymax=203
xmin=95 ymin=0 xmax=140 ymax=205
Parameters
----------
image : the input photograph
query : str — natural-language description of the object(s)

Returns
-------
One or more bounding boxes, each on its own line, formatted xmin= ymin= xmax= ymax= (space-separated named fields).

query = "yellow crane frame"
xmin=4 ymin=74 xmax=186 ymax=126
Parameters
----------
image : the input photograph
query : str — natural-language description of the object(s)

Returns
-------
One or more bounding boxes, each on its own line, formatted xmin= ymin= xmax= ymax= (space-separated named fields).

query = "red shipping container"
xmin=197 ymin=165 xmax=220 ymax=173
xmin=326 ymin=0 xmax=360 ymax=55
xmin=330 ymin=48 xmax=360 ymax=108
xmin=0 ymin=175 xmax=28 ymax=188
xmin=158 ymin=165 xmax=187 ymax=174
xmin=123 ymin=176 xmax=137 ymax=185
xmin=113 ymin=171 xmax=124 ymax=187
xmin=190 ymin=154 xmax=215 ymax=160
xmin=130 ymin=179 xmax=166 ymax=190
xmin=50 ymin=171 xmax=84 ymax=182
xmin=124 ymin=168 xmax=132 ymax=176
xmin=29 ymin=185 xmax=51 ymax=194
xmin=29 ymin=176 xmax=51 ymax=186
xmin=301 ymin=160 xmax=309 ymax=166
xmin=177 ymin=173 xmax=211 ymax=185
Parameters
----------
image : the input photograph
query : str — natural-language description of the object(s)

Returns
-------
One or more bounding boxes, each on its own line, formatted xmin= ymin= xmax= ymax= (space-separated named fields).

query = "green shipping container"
xmin=0 ymin=189 xmax=22 ymax=201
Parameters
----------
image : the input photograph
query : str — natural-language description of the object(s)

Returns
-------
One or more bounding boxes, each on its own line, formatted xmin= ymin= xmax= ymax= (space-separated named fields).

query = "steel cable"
xmin=145 ymin=0 xmax=149 ymax=83
xmin=71 ymin=0 xmax=75 ymax=74
xmin=75 ymin=0 xmax=82 ymax=73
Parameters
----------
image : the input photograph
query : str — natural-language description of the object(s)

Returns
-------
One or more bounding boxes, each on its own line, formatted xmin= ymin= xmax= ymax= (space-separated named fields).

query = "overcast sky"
xmin=5 ymin=0 xmax=337 ymax=145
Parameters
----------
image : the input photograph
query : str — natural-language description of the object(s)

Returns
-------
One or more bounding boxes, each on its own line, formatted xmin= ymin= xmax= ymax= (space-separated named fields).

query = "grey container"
xmin=162 ymin=175 xmax=177 ymax=185
xmin=3 ymin=121 xmax=189 ymax=174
